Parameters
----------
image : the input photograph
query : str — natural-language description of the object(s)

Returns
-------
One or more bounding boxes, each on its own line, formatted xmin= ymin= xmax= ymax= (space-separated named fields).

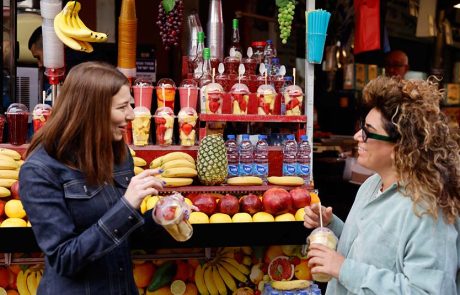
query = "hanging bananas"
xmin=54 ymin=1 xmax=108 ymax=52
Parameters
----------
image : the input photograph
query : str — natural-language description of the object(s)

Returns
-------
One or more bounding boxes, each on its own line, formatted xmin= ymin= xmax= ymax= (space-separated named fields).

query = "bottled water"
xmin=263 ymin=40 xmax=275 ymax=76
xmin=239 ymin=134 xmax=254 ymax=176
xmin=254 ymin=135 xmax=269 ymax=182
xmin=270 ymin=57 xmax=280 ymax=76
xmin=283 ymin=134 xmax=298 ymax=176
xmin=297 ymin=135 xmax=311 ymax=182
xmin=225 ymin=134 xmax=239 ymax=178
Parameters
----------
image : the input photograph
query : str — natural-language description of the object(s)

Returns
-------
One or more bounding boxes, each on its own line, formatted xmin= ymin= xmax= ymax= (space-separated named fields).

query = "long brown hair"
xmin=27 ymin=62 xmax=129 ymax=185
xmin=363 ymin=76 xmax=460 ymax=223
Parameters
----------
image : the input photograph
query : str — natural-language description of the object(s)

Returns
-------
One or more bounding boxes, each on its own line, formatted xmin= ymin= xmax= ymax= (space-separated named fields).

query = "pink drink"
xmin=6 ymin=103 xmax=29 ymax=145
xmin=179 ymin=87 xmax=199 ymax=109
xmin=133 ymin=85 xmax=154 ymax=111
xmin=242 ymin=57 xmax=257 ymax=75
xmin=224 ymin=56 xmax=240 ymax=75
xmin=215 ymin=74 xmax=231 ymax=92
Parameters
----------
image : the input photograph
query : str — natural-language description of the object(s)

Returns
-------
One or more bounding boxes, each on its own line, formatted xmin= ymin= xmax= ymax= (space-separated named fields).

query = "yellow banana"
xmin=35 ymin=269 xmax=42 ymax=286
xmin=0 ymin=148 xmax=21 ymax=160
xmin=203 ymin=264 xmax=219 ymax=295
xmin=212 ymin=266 xmax=227 ymax=295
xmin=134 ymin=166 xmax=144 ymax=175
xmin=16 ymin=160 xmax=24 ymax=168
xmin=26 ymin=270 xmax=38 ymax=295
xmin=150 ymin=152 xmax=195 ymax=168
xmin=267 ymin=176 xmax=305 ymax=186
xmin=161 ymin=159 xmax=196 ymax=170
xmin=0 ymin=170 xmax=19 ymax=179
xmin=59 ymin=4 xmax=91 ymax=38
xmin=157 ymin=177 xmax=193 ymax=187
xmin=0 ymin=187 xmax=10 ymax=197
xmin=0 ymin=157 xmax=19 ymax=170
xmin=216 ymin=263 xmax=237 ymax=292
xmin=0 ymin=179 xmax=17 ymax=188
xmin=271 ymin=280 xmax=311 ymax=290
xmin=140 ymin=195 xmax=150 ymax=214
xmin=194 ymin=264 xmax=209 ymax=295
xmin=161 ymin=167 xmax=197 ymax=178
xmin=133 ymin=157 xmax=147 ymax=167
xmin=218 ymin=261 xmax=247 ymax=283
xmin=222 ymin=257 xmax=250 ymax=275
xmin=226 ymin=176 xmax=263 ymax=186
xmin=76 ymin=39 xmax=94 ymax=53
xmin=240 ymin=246 xmax=252 ymax=256
xmin=17 ymin=269 xmax=31 ymax=295
xmin=129 ymin=147 xmax=136 ymax=157
xmin=54 ymin=13 xmax=85 ymax=51
xmin=73 ymin=12 xmax=108 ymax=42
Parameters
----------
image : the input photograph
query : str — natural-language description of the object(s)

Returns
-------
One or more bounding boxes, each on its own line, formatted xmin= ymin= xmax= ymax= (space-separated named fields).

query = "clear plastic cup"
xmin=284 ymin=85 xmax=304 ymax=115
xmin=32 ymin=104 xmax=52 ymax=132
xmin=307 ymin=227 xmax=338 ymax=282
xmin=133 ymin=78 xmax=154 ymax=111
xmin=215 ymin=73 xmax=231 ymax=92
xmin=256 ymin=84 xmax=276 ymax=115
xmin=152 ymin=193 xmax=193 ymax=242
xmin=156 ymin=78 xmax=176 ymax=109
xmin=224 ymin=56 xmax=240 ymax=75
xmin=178 ymin=107 xmax=198 ymax=146
xmin=270 ymin=75 xmax=285 ymax=93
xmin=154 ymin=107 xmax=174 ymax=146
xmin=179 ymin=79 xmax=199 ymax=109
xmin=132 ymin=106 xmax=151 ymax=146
xmin=242 ymin=57 xmax=257 ymax=75
xmin=205 ymin=83 xmax=224 ymax=114
xmin=6 ymin=103 xmax=30 ymax=145
xmin=230 ymin=83 xmax=250 ymax=115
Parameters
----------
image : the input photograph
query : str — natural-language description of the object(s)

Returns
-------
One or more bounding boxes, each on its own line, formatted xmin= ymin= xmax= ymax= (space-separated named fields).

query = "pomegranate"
xmin=290 ymin=187 xmax=311 ymax=209
xmin=192 ymin=193 xmax=217 ymax=215
xmin=262 ymin=188 xmax=292 ymax=215
xmin=216 ymin=194 xmax=240 ymax=216
xmin=10 ymin=181 xmax=20 ymax=200
xmin=239 ymin=193 xmax=262 ymax=214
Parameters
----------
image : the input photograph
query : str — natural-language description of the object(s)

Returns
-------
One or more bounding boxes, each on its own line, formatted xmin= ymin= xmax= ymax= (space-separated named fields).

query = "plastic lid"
xmin=154 ymin=106 xmax=174 ymax=116
xmin=227 ymin=134 xmax=235 ymax=140
xmin=134 ymin=77 xmax=153 ymax=87
xmin=232 ymin=18 xmax=238 ymax=29
xmin=258 ymin=135 xmax=267 ymax=140
xmin=197 ymin=31 xmax=205 ymax=42
xmin=300 ymin=135 xmax=308 ymax=141
xmin=157 ymin=78 xmax=176 ymax=88
xmin=33 ymin=104 xmax=52 ymax=116
xmin=203 ymin=48 xmax=211 ymax=60
xmin=287 ymin=134 xmax=295 ymax=140
xmin=6 ymin=103 xmax=29 ymax=114
xmin=178 ymin=107 xmax=197 ymax=121
xmin=230 ymin=83 xmax=249 ymax=94
xmin=133 ymin=106 xmax=151 ymax=115
xmin=256 ymin=84 xmax=276 ymax=95
xmin=251 ymin=41 xmax=266 ymax=48
xmin=285 ymin=84 xmax=303 ymax=95
xmin=179 ymin=79 xmax=198 ymax=88
xmin=242 ymin=134 xmax=249 ymax=140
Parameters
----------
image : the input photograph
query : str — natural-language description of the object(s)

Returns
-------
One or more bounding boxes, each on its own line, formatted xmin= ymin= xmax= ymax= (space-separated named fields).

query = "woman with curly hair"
xmin=304 ymin=76 xmax=460 ymax=294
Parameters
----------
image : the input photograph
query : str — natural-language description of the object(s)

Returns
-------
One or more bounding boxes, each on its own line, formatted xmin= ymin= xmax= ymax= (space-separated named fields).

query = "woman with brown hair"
xmin=304 ymin=76 xmax=460 ymax=294
xmin=19 ymin=61 xmax=164 ymax=294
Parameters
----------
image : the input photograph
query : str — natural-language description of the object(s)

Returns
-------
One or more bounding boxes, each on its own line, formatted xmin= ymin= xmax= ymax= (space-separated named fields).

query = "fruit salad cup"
xmin=156 ymin=78 xmax=176 ymax=109
xmin=306 ymin=227 xmax=338 ymax=282
xmin=152 ymin=193 xmax=193 ymax=242
xmin=132 ymin=106 xmax=151 ymax=146
xmin=154 ymin=107 xmax=175 ymax=146
xmin=230 ymin=83 xmax=250 ymax=115
xmin=284 ymin=85 xmax=304 ymax=115
xmin=256 ymin=84 xmax=276 ymax=115
xmin=178 ymin=107 xmax=198 ymax=146
xmin=205 ymin=83 xmax=224 ymax=114
xmin=32 ymin=103 xmax=52 ymax=132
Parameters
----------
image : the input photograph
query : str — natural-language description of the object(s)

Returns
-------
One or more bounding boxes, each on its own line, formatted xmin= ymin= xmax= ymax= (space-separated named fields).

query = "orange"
xmin=264 ymin=245 xmax=284 ymax=264
xmin=183 ymin=283 xmax=198 ymax=295
xmin=6 ymin=290 xmax=19 ymax=295
xmin=310 ymin=192 xmax=320 ymax=205
xmin=294 ymin=260 xmax=313 ymax=280
xmin=133 ymin=262 xmax=156 ymax=288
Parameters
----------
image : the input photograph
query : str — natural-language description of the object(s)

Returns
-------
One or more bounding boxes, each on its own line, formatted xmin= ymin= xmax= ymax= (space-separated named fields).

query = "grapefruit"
xmin=268 ymin=256 xmax=294 ymax=281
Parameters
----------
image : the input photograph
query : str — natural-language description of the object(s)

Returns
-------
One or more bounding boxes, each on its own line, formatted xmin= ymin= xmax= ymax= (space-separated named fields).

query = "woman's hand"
xmin=307 ymin=244 xmax=345 ymax=279
xmin=124 ymin=169 xmax=165 ymax=209
xmin=304 ymin=203 xmax=333 ymax=229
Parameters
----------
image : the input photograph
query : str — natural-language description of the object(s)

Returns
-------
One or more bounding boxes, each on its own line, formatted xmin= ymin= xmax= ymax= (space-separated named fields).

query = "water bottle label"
xmin=239 ymin=164 xmax=253 ymax=176
xmin=254 ymin=164 xmax=268 ymax=176
xmin=283 ymin=164 xmax=297 ymax=176
xmin=228 ymin=164 xmax=238 ymax=177
xmin=298 ymin=164 xmax=310 ymax=176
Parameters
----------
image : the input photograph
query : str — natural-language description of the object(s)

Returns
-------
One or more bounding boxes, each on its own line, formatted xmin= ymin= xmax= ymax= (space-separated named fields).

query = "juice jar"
xmin=154 ymin=107 xmax=175 ymax=146
xmin=224 ymin=56 xmax=240 ymax=75
xmin=178 ymin=107 xmax=198 ymax=146
xmin=6 ymin=103 xmax=29 ymax=145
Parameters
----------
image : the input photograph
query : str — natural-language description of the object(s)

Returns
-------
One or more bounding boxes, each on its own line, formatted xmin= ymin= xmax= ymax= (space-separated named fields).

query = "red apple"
xmin=10 ymin=181 xmax=19 ymax=199
xmin=239 ymin=193 xmax=262 ymax=214
xmin=290 ymin=188 xmax=311 ymax=209
xmin=216 ymin=194 xmax=239 ymax=216
xmin=262 ymin=188 xmax=293 ymax=215
xmin=192 ymin=193 xmax=217 ymax=215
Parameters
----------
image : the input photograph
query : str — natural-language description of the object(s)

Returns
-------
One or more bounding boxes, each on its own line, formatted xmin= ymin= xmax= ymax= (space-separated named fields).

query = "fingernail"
xmin=162 ymin=181 xmax=167 ymax=185
xmin=158 ymin=169 xmax=164 ymax=173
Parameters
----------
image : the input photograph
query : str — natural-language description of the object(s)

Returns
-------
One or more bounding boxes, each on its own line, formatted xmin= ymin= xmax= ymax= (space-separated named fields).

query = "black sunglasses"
xmin=360 ymin=120 xmax=396 ymax=143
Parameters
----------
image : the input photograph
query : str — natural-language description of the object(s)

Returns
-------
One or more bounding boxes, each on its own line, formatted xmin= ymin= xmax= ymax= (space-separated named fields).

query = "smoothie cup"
xmin=156 ymin=78 xmax=176 ymax=109
xmin=133 ymin=78 xmax=154 ymax=111
xmin=178 ymin=107 xmax=198 ymax=146
xmin=307 ymin=227 xmax=338 ymax=282
xmin=132 ymin=106 xmax=151 ymax=146
xmin=152 ymin=193 xmax=193 ymax=242
xmin=154 ymin=107 xmax=175 ymax=146
xmin=179 ymin=79 xmax=199 ymax=109
xmin=32 ymin=103 xmax=52 ymax=132
xmin=6 ymin=103 xmax=29 ymax=145
xmin=283 ymin=85 xmax=304 ymax=115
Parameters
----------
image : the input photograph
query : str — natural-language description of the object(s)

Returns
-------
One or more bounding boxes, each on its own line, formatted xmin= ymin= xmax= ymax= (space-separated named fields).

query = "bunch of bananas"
xmin=17 ymin=267 xmax=43 ymax=295
xmin=195 ymin=247 xmax=252 ymax=295
xmin=149 ymin=152 xmax=196 ymax=187
xmin=53 ymin=1 xmax=107 ymax=53
xmin=0 ymin=148 xmax=22 ymax=197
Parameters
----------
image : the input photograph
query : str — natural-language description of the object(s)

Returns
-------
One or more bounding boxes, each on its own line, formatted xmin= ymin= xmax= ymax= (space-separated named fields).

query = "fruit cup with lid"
xmin=178 ymin=107 xmax=198 ymax=146
xmin=154 ymin=106 xmax=175 ymax=146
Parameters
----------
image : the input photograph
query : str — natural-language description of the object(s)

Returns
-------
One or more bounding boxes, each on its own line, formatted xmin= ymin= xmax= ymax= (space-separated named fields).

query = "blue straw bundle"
xmin=306 ymin=9 xmax=331 ymax=64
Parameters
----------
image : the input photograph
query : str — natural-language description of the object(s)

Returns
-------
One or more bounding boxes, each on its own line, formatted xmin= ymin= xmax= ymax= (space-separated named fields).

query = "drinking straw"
xmin=42 ymin=90 xmax=46 ymax=104
xmin=318 ymin=201 xmax=323 ymax=228
xmin=293 ymin=68 xmax=296 ymax=85
xmin=212 ymin=68 xmax=216 ymax=83
xmin=162 ymin=85 xmax=165 ymax=107
xmin=187 ymin=87 xmax=190 ymax=108
xmin=140 ymin=86 xmax=143 ymax=107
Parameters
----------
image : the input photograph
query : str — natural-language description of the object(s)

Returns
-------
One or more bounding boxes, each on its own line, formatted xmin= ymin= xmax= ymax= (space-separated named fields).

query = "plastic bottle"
xmin=238 ymin=134 xmax=254 ymax=176
xmin=282 ymin=134 xmax=297 ymax=176
xmin=254 ymin=135 xmax=269 ymax=182
xmin=297 ymin=135 xmax=311 ymax=183
xmin=270 ymin=57 xmax=281 ymax=77
xmin=225 ymin=134 xmax=239 ymax=178
xmin=263 ymin=40 xmax=275 ymax=77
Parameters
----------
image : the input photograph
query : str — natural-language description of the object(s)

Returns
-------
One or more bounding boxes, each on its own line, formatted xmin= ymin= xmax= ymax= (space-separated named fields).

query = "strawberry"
xmin=239 ymin=98 xmax=247 ymax=111
xmin=286 ymin=98 xmax=300 ymax=110
xmin=209 ymin=101 xmax=220 ymax=113
xmin=156 ymin=124 xmax=167 ymax=144
xmin=162 ymin=206 xmax=177 ymax=220
xmin=155 ymin=117 xmax=166 ymax=124
xmin=263 ymin=103 xmax=271 ymax=114
xmin=181 ymin=123 xmax=193 ymax=136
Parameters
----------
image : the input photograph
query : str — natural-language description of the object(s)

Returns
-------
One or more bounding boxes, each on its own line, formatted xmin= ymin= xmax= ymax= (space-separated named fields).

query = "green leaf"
xmin=276 ymin=0 xmax=289 ymax=7
xmin=162 ymin=0 xmax=176 ymax=13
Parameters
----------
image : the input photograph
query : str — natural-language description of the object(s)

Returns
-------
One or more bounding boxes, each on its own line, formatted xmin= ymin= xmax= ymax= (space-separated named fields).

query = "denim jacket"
xmin=19 ymin=146 xmax=157 ymax=295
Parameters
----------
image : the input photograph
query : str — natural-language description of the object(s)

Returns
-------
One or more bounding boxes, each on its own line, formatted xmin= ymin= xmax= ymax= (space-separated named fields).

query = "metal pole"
xmin=305 ymin=0 xmax=315 ymax=186
xmin=9 ymin=0 xmax=17 ymax=104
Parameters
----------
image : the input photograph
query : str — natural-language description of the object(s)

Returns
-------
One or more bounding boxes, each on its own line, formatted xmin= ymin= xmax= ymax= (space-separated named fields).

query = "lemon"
xmin=252 ymin=212 xmax=275 ymax=222
xmin=295 ymin=208 xmax=305 ymax=221
xmin=209 ymin=213 xmax=232 ymax=223
xmin=232 ymin=212 xmax=253 ymax=223
xmin=4 ymin=199 xmax=26 ymax=218
xmin=275 ymin=213 xmax=295 ymax=222
xmin=0 ymin=217 xmax=27 ymax=227
xmin=146 ymin=196 xmax=160 ymax=211
xmin=170 ymin=280 xmax=187 ymax=295
xmin=0 ymin=287 xmax=7 ymax=295
xmin=184 ymin=198 xmax=193 ymax=206
xmin=189 ymin=212 xmax=209 ymax=224
xmin=310 ymin=192 xmax=320 ymax=204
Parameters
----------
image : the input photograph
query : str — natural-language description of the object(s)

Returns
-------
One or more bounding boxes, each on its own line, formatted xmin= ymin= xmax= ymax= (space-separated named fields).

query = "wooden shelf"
xmin=158 ymin=184 xmax=312 ymax=194
xmin=199 ymin=114 xmax=307 ymax=123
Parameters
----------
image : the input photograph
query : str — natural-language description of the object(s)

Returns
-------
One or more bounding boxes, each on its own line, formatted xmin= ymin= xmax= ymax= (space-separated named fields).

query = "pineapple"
xmin=196 ymin=134 xmax=228 ymax=185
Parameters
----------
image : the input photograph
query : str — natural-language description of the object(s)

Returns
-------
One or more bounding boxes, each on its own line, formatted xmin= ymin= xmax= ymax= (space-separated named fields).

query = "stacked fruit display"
xmin=149 ymin=152 xmax=197 ymax=187
xmin=0 ymin=264 xmax=44 ymax=295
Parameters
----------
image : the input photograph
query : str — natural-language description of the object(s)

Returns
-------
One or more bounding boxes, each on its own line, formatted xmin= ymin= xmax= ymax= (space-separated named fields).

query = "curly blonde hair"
xmin=362 ymin=76 xmax=460 ymax=224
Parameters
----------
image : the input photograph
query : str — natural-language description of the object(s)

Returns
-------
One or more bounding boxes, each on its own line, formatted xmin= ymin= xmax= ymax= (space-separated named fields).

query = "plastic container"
xmin=263 ymin=40 xmax=275 ymax=75
xmin=270 ymin=57 xmax=280 ymax=77
xmin=224 ymin=55 xmax=240 ymax=75
xmin=256 ymin=84 xmax=276 ymax=115
xmin=178 ymin=107 xmax=198 ymax=146
xmin=307 ymin=227 xmax=338 ymax=282
xmin=225 ymin=134 xmax=239 ymax=178
xmin=284 ymin=84 xmax=304 ymax=115
xmin=251 ymin=41 xmax=266 ymax=64
xmin=230 ymin=82 xmax=249 ymax=114
xmin=297 ymin=135 xmax=311 ymax=183
xmin=215 ymin=73 xmax=231 ymax=92
xmin=6 ymin=103 xmax=29 ymax=146
xmin=152 ymin=193 xmax=193 ymax=242
xmin=238 ymin=134 xmax=254 ymax=176
xmin=156 ymin=78 xmax=176 ymax=109
xmin=133 ymin=78 xmax=154 ymax=111
xmin=179 ymin=79 xmax=199 ymax=109
xmin=254 ymin=135 xmax=269 ymax=182
xmin=32 ymin=103 xmax=52 ymax=132
xmin=204 ymin=82 xmax=224 ymax=114
xmin=242 ymin=56 xmax=258 ymax=75
xmin=132 ymin=106 xmax=151 ymax=146
xmin=282 ymin=134 xmax=297 ymax=176
xmin=154 ymin=107 xmax=174 ymax=146
xmin=0 ymin=115 xmax=5 ymax=142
